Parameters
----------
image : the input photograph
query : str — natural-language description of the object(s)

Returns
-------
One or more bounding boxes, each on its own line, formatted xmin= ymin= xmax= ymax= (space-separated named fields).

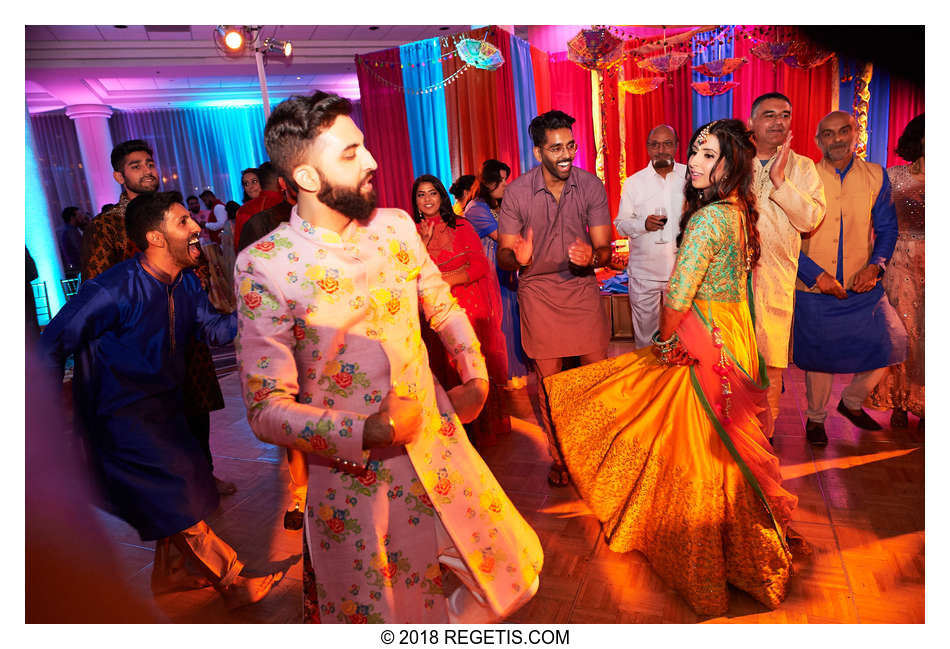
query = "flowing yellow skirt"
xmin=546 ymin=298 xmax=795 ymax=616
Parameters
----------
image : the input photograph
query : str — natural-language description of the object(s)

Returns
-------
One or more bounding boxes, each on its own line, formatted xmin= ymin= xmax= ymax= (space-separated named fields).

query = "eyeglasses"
xmin=543 ymin=142 xmax=578 ymax=155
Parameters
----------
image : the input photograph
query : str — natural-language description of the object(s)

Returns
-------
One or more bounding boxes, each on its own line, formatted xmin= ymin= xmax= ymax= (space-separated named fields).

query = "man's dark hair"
xmin=225 ymin=201 xmax=240 ymax=220
xmin=529 ymin=110 xmax=576 ymax=148
xmin=896 ymin=113 xmax=924 ymax=162
xmin=61 ymin=206 xmax=79 ymax=225
xmin=199 ymin=189 xmax=215 ymax=199
xmin=256 ymin=161 xmax=280 ymax=191
xmin=100 ymin=203 xmax=115 ymax=214
xmin=264 ymin=91 xmax=353 ymax=183
xmin=186 ymin=194 xmax=199 ymax=204
xmin=125 ymin=191 xmax=180 ymax=251
xmin=750 ymin=92 xmax=792 ymax=117
xmin=110 ymin=139 xmax=153 ymax=172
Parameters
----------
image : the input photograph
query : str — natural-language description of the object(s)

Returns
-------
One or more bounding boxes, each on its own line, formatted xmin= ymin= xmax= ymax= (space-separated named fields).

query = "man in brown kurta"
xmin=498 ymin=110 xmax=612 ymax=486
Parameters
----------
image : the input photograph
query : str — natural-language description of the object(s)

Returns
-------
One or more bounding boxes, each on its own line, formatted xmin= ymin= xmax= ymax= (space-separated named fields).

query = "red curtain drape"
xmin=530 ymin=44 xmax=552 ymax=117
xmin=733 ymin=27 xmax=833 ymax=163
xmin=886 ymin=76 xmax=925 ymax=167
xmin=548 ymin=52 xmax=596 ymax=176
xmin=489 ymin=28 xmax=522 ymax=179
xmin=355 ymin=49 xmax=415 ymax=213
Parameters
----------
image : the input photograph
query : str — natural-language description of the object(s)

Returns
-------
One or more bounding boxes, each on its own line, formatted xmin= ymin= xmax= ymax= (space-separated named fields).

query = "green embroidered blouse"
xmin=665 ymin=200 xmax=748 ymax=312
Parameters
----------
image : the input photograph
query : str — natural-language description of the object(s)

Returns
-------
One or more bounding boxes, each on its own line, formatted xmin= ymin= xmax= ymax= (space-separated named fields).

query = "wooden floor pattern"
xmin=93 ymin=340 xmax=925 ymax=623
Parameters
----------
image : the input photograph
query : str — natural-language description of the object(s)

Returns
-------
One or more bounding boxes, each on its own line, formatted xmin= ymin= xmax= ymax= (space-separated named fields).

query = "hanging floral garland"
xmin=853 ymin=62 xmax=873 ymax=159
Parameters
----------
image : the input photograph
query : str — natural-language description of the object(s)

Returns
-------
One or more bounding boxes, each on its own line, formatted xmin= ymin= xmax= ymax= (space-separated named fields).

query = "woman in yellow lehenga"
xmin=546 ymin=119 xmax=799 ymax=616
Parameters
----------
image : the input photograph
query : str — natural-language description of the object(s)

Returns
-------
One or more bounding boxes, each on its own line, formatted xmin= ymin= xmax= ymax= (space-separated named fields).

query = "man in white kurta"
xmin=234 ymin=92 xmax=542 ymax=624
xmin=748 ymin=93 xmax=826 ymax=435
xmin=614 ymin=124 xmax=687 ymax=348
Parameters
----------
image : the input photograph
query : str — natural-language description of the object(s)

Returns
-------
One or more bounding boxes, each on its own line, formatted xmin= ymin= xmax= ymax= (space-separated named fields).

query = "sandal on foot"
xmin=547 ymin=463 xmax=570 ymax=487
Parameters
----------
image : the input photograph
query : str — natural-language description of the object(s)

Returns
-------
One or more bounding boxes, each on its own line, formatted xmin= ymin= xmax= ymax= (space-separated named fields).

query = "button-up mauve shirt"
xmin=614 ymin=162 xmax=687 ymax=282
xmin=497 ymin=165 xmax=611 ymax=359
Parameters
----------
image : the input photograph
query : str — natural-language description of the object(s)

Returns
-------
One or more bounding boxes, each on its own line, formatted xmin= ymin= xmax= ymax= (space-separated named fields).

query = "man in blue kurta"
xmin=793 ymin=111 xmax=906 ymax=445
xmin=41 ymin=191 xmax=282 ymax=608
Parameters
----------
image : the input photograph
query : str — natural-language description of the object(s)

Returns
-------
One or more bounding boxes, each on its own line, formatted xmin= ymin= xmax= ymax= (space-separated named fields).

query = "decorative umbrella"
xmin=567 ymin=26 xmax=624 ymax=70
xmin=693 ymin=56 xmax=748 ymax=77
xmin=637 ymin=51 xmax=691 ymax=75
xmin=691 ymin=81 xmax=740 ymax=97
xmin=750 ymin=41 xmax=795 ymax=64
xmin=783 ymin=42 xmax=834 ymax=69
xmin=456 ymin=38 xmax=504 ymax=71
xmin=618 ymin=77 xmax=665 ymax=95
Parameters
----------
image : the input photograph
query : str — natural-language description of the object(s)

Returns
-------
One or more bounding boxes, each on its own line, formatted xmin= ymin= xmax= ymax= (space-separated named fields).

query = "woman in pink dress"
xmin=411 ymin=175 xmax=510 ymax=446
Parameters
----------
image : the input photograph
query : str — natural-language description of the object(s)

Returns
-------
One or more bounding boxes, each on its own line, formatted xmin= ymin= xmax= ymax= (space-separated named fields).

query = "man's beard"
xmin=126 ymin=177 xmax=159 ymax=195
xmin=317 ymin=170 xmax=377 ymax=222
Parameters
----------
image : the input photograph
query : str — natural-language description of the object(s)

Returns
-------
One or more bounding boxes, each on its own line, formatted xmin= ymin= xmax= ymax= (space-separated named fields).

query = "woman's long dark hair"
xmin=466 ymin=159 xmax=510 ymax=211
xmin=679 ymin=119 xmax=761 ymax=267
xmin=410 ymin=174 xmax=457 ymax=228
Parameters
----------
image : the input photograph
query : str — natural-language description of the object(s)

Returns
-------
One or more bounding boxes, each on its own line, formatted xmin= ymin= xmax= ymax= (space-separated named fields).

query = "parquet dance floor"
xmin=91 ymin=341 xmax=924 ymax=624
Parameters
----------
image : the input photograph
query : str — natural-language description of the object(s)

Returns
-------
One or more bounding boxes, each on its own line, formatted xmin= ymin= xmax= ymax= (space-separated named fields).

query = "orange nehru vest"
xmin=797 ymin=157 xmax=882 ymax=293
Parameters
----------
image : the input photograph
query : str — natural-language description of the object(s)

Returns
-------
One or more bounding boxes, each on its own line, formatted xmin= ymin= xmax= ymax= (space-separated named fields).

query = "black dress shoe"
xmin=836 ymin=400 xmax=883 ymax=430
xmin=805 ymin=420 xmax=828 ymax=446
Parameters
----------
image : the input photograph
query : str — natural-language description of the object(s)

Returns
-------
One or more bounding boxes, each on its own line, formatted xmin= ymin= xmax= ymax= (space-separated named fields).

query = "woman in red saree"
xmin=546 ymin=120 xmax=800 ymax=616
xmin=412 ymin=175 xmax=510 ymax=446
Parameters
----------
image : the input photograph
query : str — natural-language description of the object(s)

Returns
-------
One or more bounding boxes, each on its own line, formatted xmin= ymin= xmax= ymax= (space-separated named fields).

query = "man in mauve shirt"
xmin=497 ymin=109 xmax=612 ymax=487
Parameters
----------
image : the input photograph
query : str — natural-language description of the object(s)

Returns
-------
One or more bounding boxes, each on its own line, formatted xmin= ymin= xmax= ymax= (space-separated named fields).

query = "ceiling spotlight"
xmin=263 ymin=37 xmax=293 ymax=58
xmin=215 ymin=25 xmax=245 ymax=52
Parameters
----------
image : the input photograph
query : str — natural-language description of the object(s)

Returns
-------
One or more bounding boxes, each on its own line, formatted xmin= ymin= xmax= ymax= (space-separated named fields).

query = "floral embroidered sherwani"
xmin=235 ymin=207 xmax=543 ymax=623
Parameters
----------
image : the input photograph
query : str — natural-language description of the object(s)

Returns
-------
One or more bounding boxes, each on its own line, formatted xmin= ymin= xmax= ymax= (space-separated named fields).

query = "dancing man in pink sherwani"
xmin=234 ymin=91 xmax=542 ymax=624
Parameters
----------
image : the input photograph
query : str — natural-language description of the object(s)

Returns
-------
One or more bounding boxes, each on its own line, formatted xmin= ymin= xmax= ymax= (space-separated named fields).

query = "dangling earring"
xmin=910 ymin=157 xmax=922 ymax=175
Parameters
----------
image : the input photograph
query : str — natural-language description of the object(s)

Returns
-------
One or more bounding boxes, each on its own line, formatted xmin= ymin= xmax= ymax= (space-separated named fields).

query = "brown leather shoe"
xmin=805 ymin=420 xmax=828 ymax=446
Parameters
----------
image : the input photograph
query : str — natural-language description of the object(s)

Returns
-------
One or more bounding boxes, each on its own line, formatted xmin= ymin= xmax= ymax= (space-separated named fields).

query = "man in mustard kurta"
xmin=793 ymin=111 xmax=905 ymax=445
xmin=235 ymin=91 xmax=542 ymax=623
xmin=747 ymin=93 xmax=826 ymax=437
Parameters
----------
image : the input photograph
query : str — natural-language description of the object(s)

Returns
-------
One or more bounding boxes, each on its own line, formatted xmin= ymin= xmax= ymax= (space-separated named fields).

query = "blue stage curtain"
xmin=400 ymin=38 xmax=453 ymax=189
xmin=29 ymin=111 xmax=94 ymax=220
xmin=509 ymin=33 xmax=538 ymax=175
xmin=109 ymin=105 xmax=268 ymax=204
xmin=691 ymin=27 xmax=735 ymax=132
xmin=866 ymin=66 xmax=891 ymax=167
xmin=26 ymin=106 xmax=66 ymax=319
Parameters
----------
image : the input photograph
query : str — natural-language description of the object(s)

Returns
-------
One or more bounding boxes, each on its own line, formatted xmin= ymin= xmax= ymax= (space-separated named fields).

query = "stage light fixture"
xmin=263 ymin=38 xmax=293 ymax=58
xmin=214 ymin=25 xmax=246 ymax=52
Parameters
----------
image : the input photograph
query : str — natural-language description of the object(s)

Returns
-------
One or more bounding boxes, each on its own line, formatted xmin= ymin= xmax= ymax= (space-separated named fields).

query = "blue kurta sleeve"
xmin=193 ymin=288 xmax=237 ymax=346
xmin=797 ymin=250 xmax=825 ymax=288
xmin=869 ymin=171 xmax=899 ymax=267
xmin=39 ymin=281 xmax=120 ymax=376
